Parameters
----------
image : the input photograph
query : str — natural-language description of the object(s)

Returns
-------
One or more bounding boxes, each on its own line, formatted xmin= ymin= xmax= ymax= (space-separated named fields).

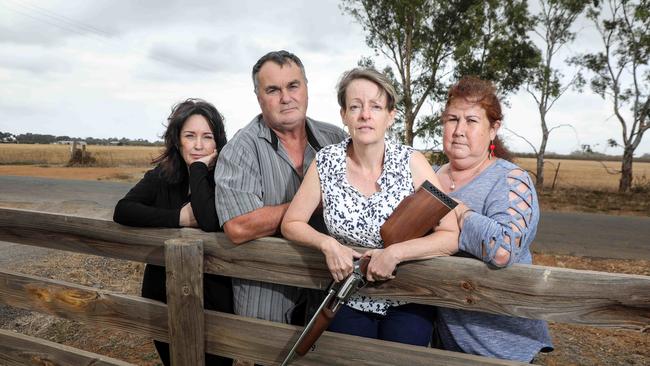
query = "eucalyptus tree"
xmin=525 ymin=0 xmax=590 ymax=189
xmin=574 ymin=0 xmax=650 ymax=192
xmin=341 ymin=0 xmax=540 ymax=146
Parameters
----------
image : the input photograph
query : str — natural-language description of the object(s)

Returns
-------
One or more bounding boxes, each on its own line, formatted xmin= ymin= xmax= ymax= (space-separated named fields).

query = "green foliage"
xmin=524 ymin=0 xmax=590 ymax=188
xmin=454 ymin=0 xmax=541 ymax=97
xmin=0 ymin=131 xmax=17 ymax=142
xmin=527 ymin=0 xmax=590 ymax=99
xmin=571 ymin=0 xmax=650 ymax=192
xmin=341 ymin=0 xmax=540 ymax=146
xmin=425 ymin=150 xmax=449 ymax=167
xmin=414 ymin=113 xmax=443 ymax=148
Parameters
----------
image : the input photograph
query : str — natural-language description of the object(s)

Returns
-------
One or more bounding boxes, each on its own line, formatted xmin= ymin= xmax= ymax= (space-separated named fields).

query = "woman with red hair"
xmin=434 ymin=76 xmax=553 ymax=362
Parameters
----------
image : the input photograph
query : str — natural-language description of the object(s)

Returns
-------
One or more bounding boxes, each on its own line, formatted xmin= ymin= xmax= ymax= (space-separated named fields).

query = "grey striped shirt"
xmin=215 ymin=114 xmax=346 ymax=323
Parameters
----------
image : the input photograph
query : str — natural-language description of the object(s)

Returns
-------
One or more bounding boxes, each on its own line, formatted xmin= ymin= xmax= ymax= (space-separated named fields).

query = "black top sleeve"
xmin=113 ymin=168 xmax=183 ymax=228
xmin=188 ymin=162 xmax=219 ymax=232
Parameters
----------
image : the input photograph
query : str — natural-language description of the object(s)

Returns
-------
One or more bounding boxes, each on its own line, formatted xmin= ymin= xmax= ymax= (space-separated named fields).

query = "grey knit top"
xmin=435 ymin=159 xmax=553 ymax=362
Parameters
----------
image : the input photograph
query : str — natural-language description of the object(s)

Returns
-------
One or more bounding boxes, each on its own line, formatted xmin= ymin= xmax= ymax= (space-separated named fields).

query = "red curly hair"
xmin=444 ymin=76 xmax=511 ymax=161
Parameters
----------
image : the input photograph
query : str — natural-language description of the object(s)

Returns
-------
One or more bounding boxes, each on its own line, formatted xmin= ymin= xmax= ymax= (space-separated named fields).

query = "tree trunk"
xmin=405 ymin=110 xmax=415 ymax=146
xmin=618 ymin=146 xmax=634 ymax=193
xmin=536 ymin=153 xmax=545 ymax=189
xmin=536 ymin=129 xmax=549 ymax=190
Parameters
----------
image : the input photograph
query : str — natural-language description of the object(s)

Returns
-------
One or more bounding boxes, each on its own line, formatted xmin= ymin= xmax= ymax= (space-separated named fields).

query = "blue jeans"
xmin=328 ymin=303 xmax=435 ymax=346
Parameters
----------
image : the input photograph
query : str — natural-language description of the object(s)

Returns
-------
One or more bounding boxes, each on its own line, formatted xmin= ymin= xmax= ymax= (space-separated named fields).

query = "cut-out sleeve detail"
xmin=459 ymin=168 xmax=539 ymax=267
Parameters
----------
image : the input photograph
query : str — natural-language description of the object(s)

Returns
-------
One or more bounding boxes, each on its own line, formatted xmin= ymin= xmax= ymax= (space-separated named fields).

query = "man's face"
xmin=256 ymin=61 xmax=308 ymax=133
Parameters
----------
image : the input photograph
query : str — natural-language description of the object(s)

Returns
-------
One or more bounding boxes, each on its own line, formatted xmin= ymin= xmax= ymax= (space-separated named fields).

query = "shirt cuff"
xmin=459 ymin=212 xmax=500 ymax=262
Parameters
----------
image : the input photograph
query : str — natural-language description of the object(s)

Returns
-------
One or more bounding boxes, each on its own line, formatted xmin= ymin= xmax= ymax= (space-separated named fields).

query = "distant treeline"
xmin=0 ymin=131 xmax=163 ymax=146
xmin=513 ymin=151 xmax=650 ymax=163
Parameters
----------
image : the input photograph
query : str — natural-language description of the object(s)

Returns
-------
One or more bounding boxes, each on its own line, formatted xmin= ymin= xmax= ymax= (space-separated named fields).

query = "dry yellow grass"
xmin=514 ymin=157 xmax=650 ymax=191
xmin=2 ymin=144 xmax=649 ymax=192
xmin=0 ymin=144 xmax=161 ymax=167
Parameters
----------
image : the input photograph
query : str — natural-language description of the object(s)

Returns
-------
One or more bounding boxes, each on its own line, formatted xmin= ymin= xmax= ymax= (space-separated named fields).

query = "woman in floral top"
xmin=281 ymin=68 xmax=460 ymax=346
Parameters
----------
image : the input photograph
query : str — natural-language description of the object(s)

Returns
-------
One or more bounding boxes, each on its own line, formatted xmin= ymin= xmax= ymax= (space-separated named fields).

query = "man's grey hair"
xmin=252 ymin=50 xmax=307 ymax=94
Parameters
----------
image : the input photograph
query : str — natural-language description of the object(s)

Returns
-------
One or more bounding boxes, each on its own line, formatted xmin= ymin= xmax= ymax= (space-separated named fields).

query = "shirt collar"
xmin=382 ymin=139 xmax=401 ymax=176
xmin=331 ymin=137 xmax=399 ymax=178
xmin=256 ymin=114 xmax=323 ymax=152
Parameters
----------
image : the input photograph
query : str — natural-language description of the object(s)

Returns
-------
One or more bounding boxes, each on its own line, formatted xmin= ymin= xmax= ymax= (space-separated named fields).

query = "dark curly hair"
xmin=152 ymin=98 xmax=227 ymax=183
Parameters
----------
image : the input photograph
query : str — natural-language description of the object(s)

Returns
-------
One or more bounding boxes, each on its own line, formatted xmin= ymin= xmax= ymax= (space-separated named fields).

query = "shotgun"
xmin=280 ymin=180 xmax=456 ymax=365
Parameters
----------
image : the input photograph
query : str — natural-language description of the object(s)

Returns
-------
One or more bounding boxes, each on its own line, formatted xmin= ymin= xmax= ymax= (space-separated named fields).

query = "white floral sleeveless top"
xmin=316 ymin=138 xmax=414 ymax=315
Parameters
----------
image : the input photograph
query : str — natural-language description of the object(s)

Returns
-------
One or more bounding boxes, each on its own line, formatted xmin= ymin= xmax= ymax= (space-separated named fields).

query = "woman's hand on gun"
xmin=321 ymin=238 xmax=362 ymax=282
xmin=362 ymin=248 xmax=399 ymax=282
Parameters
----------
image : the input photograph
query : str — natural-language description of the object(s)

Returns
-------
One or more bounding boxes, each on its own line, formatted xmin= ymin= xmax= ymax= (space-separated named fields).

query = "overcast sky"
xmin=1 ymin=0 xmax=648 ymax=156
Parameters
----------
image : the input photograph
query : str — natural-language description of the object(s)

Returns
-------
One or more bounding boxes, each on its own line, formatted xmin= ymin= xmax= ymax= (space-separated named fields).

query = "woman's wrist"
xmin=384 ymin=244 xmax=403 ymax=265
xmin=318 ymin=236 xmax=339 ymax=254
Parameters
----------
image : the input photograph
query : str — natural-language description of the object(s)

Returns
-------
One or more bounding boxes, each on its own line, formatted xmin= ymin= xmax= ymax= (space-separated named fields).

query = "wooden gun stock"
xmin=281 ymin=270 xmax=365 ymax=365
xmin=295 ymin=307 xmax=335 ymax=356
xmin=380 ymin=180 xmax=457 ymax=245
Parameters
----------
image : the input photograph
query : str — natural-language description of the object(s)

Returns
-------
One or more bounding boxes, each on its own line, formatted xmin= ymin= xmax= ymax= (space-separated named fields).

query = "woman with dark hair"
xmin=434 ymin=76 xmax=552 ymax=362
xmin=113 ymin=98 xmax=232 ymax=366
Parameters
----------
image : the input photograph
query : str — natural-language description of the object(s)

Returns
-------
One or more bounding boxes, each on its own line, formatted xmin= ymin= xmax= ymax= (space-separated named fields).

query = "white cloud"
xmin=0 ymin=0 xmax=648 ymax=156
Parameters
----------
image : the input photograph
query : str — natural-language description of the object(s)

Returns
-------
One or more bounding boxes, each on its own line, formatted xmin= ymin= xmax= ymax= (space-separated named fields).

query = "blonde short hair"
xmin=336 ymin=68 xmax=398 ymax=111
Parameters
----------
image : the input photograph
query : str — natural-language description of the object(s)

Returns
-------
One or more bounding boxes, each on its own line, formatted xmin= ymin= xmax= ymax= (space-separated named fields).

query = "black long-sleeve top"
xmin=113 ymin=161 xmax=231 ymax=366
xmin=113 ymin=162 xmax=220 ymax=232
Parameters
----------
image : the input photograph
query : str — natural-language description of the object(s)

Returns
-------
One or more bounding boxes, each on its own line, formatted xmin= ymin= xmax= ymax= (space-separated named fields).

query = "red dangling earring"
xmin=489 ymin=140 xmax=495 ymax=159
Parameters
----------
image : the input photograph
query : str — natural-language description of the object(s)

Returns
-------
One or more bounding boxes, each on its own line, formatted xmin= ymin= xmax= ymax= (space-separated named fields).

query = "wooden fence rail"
xmin=0 ymin=329 xmax=134 ymax=366
xmin=0 ymin=268 xmax=523 ymax=366
xmin=0 ymin=207 xmax=649 ymax=365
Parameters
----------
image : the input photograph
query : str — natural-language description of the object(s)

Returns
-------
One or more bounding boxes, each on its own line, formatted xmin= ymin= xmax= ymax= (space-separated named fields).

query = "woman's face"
xmin=179 ymin=114 xmax=216 ymax=165
xmin=340 ymin=79 xmax=395 ymax=145
xmin=442 ymin=99 xmax=499 ymax=165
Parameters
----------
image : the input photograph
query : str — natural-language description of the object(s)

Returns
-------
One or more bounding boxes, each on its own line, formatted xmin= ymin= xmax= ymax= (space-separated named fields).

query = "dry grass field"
xmin=2 ymin=144 xmax=649 ymax=189
xmin=0 ymin=144 xmax=160 ymax=167
xmin=514 ymin=157 xmax=650 ymax=191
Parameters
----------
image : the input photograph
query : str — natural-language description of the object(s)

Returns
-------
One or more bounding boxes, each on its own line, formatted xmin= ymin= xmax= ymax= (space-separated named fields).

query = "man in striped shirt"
xmin=215 ymin=50 xmax=346 ymax=324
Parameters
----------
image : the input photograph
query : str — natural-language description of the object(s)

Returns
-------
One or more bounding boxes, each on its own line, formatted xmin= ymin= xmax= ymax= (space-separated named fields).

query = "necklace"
xmin=448 ymin=156 xmax=489 ymax=191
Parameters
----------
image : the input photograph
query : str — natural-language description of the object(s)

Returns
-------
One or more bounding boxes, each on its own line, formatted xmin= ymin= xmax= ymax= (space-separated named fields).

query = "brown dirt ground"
xmin=537 ymin=189 xmax=650 ymax=217
xmin=1 ymin=165 xmax=648 ymax=365
xmin=0 ymin=165 xmax=147 ymax=182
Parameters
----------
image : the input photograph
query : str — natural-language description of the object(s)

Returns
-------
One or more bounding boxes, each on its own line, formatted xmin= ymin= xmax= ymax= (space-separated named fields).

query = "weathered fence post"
xmin=165 ymin=238 xmax=205 ymax=366
xmin=551 ymin=162 xmax=561 ymax=191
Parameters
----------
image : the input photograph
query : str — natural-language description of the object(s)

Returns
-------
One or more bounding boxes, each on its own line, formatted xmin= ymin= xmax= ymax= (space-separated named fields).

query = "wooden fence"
xmin=0 ymin=207 xmax=648 ymax=365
